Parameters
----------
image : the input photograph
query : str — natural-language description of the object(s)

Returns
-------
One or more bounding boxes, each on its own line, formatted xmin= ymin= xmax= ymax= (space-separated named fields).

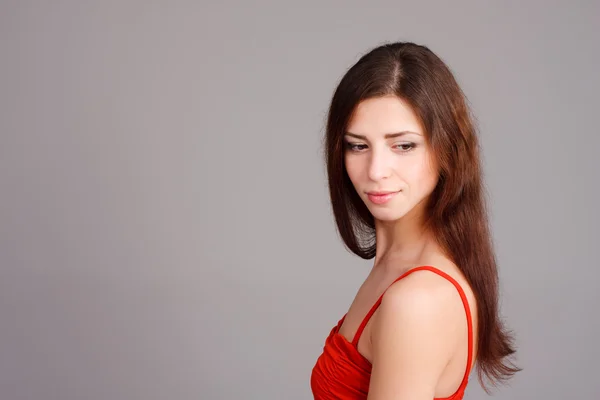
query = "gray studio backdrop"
xmin=1 ymin=1 xmax=598 ymax=399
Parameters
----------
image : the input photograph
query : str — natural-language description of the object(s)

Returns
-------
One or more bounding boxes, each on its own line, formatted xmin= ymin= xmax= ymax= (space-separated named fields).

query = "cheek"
xmin=418 ymin=159 xmax=440 ymax=191
xmin=344 ymin=159 xmax=366 ymax=195
xmin=404 ymin=157 xmax=438 ymax=190
xmin=344 ymin=156 xmax=360 ymax=181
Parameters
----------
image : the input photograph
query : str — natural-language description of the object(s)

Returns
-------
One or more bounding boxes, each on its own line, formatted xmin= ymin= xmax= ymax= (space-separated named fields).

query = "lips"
xmin=366 ymin=190 xmax=398 ymax=196
xmin=366 ymin=190 xmax=400 ymax=205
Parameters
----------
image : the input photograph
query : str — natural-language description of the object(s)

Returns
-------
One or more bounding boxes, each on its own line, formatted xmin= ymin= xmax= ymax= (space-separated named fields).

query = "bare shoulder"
xmin=372 ymin=263 xmax=478 ymax=364
xmin=367 ymin=268 xmax=472 ymax=398
xmin=378 ymin=269 xmax=466 ymax=330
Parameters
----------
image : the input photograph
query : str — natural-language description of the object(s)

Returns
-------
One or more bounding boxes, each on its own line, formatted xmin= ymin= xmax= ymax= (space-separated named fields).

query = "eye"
xmin=395 ymin=142 xmax=416 ymax=152
xmin=345 ymin=142 xmax=368 ymax=152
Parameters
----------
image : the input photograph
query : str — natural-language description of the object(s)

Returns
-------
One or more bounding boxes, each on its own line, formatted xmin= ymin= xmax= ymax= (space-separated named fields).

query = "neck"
xmin=372 ymin=200 xmax=435 ymax=270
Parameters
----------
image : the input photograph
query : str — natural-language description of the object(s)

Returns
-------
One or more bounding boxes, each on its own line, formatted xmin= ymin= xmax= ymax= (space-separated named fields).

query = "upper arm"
xmin=367 ymin=272 xmax=461 ymax=400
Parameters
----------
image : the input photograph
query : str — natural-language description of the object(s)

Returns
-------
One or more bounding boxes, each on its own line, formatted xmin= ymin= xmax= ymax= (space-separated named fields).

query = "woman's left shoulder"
xmin=369 ymin=266 xmax=469 ymax=383
xmin=378 ymin=263 xmax=475 ymax=333
xmin=382 ymin=268 xmax=465 ymax=316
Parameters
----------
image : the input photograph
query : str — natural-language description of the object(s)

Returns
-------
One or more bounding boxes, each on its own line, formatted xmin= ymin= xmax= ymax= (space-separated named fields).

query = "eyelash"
xmin=344 ymin=142 xmax=417 ymax=153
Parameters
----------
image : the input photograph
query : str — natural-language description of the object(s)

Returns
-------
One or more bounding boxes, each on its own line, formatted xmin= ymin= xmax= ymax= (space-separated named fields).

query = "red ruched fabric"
xmin=310 ymin=266 xmax=473 ymax=400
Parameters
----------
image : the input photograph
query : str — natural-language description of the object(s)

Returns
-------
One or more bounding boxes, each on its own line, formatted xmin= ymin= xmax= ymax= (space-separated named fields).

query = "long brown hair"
xmin=323 ymin=41 xmax=520 ymax=391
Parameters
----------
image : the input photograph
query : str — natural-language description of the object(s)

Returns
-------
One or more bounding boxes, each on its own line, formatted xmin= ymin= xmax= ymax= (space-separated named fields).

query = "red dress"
xmin=310 ymin=266 xmax=474 ymax=399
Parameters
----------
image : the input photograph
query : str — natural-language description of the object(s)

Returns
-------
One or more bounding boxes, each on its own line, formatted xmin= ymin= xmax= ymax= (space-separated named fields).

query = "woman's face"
xmin=344 ymin=95 xmax=439 ymax=222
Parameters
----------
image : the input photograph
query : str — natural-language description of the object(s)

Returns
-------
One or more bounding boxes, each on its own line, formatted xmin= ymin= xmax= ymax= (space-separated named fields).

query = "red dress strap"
xmin=350 ymin=265 xmax=474 ymax=389
xmin=351 ymin=265 xmax=425 ymax=345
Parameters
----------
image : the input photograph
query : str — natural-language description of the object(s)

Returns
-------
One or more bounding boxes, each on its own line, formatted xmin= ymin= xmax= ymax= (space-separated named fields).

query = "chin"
xmin=369 ymin=207 xmax=406 ymax=222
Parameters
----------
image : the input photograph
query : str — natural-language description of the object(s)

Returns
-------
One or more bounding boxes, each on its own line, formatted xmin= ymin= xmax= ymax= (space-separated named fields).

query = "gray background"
xmin=1 ymin=1 xmax=598 ymax=399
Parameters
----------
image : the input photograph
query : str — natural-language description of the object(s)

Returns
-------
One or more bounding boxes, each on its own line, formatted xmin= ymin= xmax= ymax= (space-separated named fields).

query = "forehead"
xmin=346 ymin=96 xmax=423 ymax=137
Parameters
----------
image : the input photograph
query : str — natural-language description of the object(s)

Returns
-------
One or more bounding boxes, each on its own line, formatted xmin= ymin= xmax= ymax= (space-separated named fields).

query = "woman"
xmin=310 ymin=42 xmax=520 ymax=399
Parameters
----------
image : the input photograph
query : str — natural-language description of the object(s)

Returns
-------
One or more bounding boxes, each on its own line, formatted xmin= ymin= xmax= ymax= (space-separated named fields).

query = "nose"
xmin=367 ymin=147 xmax=392 ymax=181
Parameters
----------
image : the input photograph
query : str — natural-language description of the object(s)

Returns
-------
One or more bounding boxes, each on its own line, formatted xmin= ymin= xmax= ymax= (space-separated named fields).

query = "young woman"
xmin=310 ymin=42 xmax=520 ymax=399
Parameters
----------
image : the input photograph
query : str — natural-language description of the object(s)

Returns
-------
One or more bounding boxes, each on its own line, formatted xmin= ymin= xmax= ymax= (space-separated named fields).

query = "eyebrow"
xmin=344 ymin=131 xmax=421 ymax=139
